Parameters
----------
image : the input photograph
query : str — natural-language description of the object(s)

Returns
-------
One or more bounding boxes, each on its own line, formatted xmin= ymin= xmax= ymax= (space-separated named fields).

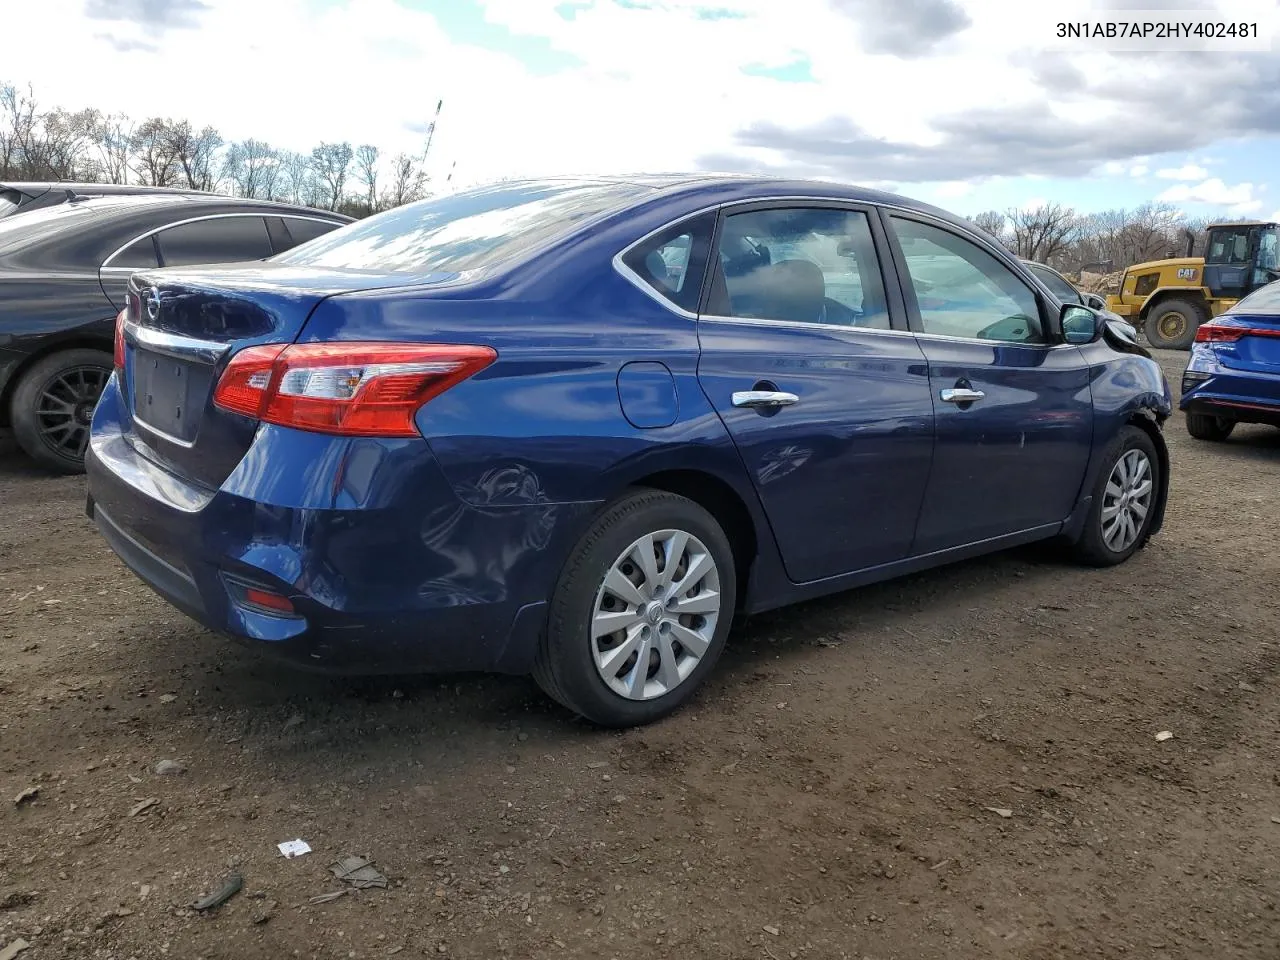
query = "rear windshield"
xmin=1230 ymin=280 xmax=1280 ymax=315
xmin=272 ymin=180 xmax=650 ymax=274
xmin=0 ymin=200 xmax=105 ymax=255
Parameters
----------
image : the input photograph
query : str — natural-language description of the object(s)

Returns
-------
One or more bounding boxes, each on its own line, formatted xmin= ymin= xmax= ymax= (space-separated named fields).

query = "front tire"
xmin=1144 ymin=298 xmax=1203 ymax=350
xmin=1185 ymin=411 xmax=1235 ymax=441
xmin=534 ymin=489 xmax=737 ymax=727
xmin=1072 ymin=426 xmax=1161 ymax=567
xmin=11 ymin=349 xmax=112 ymax=475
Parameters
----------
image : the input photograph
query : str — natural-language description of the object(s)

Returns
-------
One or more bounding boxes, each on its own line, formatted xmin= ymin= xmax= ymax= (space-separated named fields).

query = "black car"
xmin=0 ymin=181 xmax=211 ymax=221
xmin=0 ymin=195 xmax=352 ymax=472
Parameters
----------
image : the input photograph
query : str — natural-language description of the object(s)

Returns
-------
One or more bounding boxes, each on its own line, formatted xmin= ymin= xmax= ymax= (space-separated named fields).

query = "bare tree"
xmin=1007 ymin=203 xmax=1079 ymax=264
xmin=354 ymin=144 xmax=379 ymax=214
xmin=310 ymin=141 xmax=353 ymax=211
xmin=275 ymin=151 xmax=315 ymax=206
xmin=968 ymin=210 xmax=1008 ymax=245
xmin=382 ymin=151 xmax=428 ymax=209
xmin=222 ymin=139 xmax=279 ymax=199
xmin=94 ymin=113 xmax=135 ymax=184
xmin=167 ymin=120 xmax=223 ymax=191
xmin=0 ymin=83 xmax=40 ymax=179
xmin=130 ymin=117 xmax=182 ymax=186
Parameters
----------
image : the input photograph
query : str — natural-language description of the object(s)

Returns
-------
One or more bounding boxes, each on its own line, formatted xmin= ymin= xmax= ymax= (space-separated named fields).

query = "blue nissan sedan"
xmin=86 ymin=175 xmax=1173 ymax=727
xmin=1180 ymin=281 xmax=1280 ymax=440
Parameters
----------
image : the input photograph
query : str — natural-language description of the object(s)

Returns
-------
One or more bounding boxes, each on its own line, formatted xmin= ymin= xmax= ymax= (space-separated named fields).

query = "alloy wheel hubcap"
xmin=36 ymin=365 xmax=109 ymax=459
xmin=1101 ymin=449 xmax=1154 ymax=552
xmin=591 ymin=529 xmax=721 ymax=701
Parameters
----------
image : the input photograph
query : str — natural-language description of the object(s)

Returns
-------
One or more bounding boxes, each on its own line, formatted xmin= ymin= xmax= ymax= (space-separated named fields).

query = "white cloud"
xmin=1156 ymin=164 xmax=1209 ymax=181
xmin=934 ymin=180 xmax=976 ymax=198
xmin=0 ymin=0 xmax=1273 ymax=202
xmin=1157 ymin=178 xmax=1255 ymax=206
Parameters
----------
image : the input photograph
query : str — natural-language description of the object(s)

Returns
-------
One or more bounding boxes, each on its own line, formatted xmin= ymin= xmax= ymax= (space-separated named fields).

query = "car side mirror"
xmin=1061 ymin=303 xmax=1103 ymax=344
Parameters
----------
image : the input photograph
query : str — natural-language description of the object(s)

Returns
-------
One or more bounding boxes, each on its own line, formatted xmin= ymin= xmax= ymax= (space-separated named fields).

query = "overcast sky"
xmin=7 ymin=0 xmax=1280 ymax=218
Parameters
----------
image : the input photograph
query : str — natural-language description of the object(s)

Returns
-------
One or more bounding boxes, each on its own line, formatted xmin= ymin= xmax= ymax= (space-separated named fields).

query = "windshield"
xmin=273 ymin=180 xmax=652 ymax=275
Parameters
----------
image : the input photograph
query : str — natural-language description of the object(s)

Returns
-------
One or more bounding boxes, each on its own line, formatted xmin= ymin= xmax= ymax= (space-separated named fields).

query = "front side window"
xmin=891 ymin=217 xmax=1044 ymax=343
xmin=1026 ymin=262 xmax=1082 ymax=305
xmin=709 ymin=206 xmax=890 ymax=328
xmin=619 ymin=212 xmax=714 ymax=313
xmin=273 ymin=180 xmax=649 ymax=274
xmin=156 ymin=216 xmax=273 ymax=267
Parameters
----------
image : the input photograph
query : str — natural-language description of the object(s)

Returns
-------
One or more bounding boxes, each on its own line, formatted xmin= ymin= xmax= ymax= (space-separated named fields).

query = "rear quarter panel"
xmin=0 ymin=277 xmax=116 ymax=402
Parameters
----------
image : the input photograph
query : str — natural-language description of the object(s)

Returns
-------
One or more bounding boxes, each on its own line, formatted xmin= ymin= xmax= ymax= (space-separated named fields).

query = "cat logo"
xmin=1176 ymin=267 xmax=1198 ymax=281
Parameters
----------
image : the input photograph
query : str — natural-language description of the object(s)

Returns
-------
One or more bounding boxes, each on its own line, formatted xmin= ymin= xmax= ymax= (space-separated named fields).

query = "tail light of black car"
xmin=212 ymin=342 xmax=497 ymax=438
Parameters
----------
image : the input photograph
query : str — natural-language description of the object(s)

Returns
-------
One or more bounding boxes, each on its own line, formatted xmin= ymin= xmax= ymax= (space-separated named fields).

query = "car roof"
xmin=482 ymin=173 xmax=975 ymax=234
xmin=29 ymin=192 xmax=353 ymax=221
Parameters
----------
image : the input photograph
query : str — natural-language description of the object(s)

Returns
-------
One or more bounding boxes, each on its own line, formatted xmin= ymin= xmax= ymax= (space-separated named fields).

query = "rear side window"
xmin=156 ymin=216 xmax=273 ymax=267
xmin=280 ymin=216 xmax=342 ymax=248
xmin=109 ymin=236 xmax=160 ymax=269
xmin=619 ymin=213 xmax=714 ymax=313
xmin=273 ymin=180 xmax=649 ymax=274
xmin=709 ymin=206 xmax=890 ymax=329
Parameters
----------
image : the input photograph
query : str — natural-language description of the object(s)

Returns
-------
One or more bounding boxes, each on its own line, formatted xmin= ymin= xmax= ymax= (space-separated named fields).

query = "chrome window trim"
xmin=698 ymin=313 xmax=1073 ymax=350
xmin=610 ymin=194 xmax=1063 ymax=348
xmin=101 ymin=211 xmax=341 ymax=269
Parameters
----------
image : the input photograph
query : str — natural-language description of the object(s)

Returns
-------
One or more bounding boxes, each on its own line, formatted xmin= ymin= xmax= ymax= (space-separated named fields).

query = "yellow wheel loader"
xmin=1104 ymin=221 xmax=1279 ymax=349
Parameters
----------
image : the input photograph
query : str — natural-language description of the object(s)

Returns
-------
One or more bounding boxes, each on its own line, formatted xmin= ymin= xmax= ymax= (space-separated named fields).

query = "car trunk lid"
xmin=118 ymin=262 xmax=459 ymax=488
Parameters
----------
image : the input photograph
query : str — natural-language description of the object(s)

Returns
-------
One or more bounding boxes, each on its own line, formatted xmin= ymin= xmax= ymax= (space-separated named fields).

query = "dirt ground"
xmin=2 ymin=349 xmax=1279 ymax=960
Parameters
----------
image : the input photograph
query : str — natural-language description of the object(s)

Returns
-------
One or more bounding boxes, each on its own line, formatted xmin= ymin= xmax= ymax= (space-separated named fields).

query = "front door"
xmin=882 ymin=213 xmax=1093 ymax=555
xmin=693 ymin=202 xmax=935 ymax=583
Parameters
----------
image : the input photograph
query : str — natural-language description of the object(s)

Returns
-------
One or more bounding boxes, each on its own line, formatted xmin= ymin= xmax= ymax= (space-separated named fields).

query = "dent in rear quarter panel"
xmin=296 ymin=253 xmax=785 ymax=610
xmin=1069 ymin=343 xmax=1173 ymax=536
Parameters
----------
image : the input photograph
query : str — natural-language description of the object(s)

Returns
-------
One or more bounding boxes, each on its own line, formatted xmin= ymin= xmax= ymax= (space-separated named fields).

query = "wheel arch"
xmin=1124 ymin=409 xmax=1170 ymax=538
xmin=627 ymin=468 xmax=760 ymax=607
xmin=0 ymin=334 xmax=113 ymax=429
xmin=1139 ymin=288 xmax=1209 ymax=323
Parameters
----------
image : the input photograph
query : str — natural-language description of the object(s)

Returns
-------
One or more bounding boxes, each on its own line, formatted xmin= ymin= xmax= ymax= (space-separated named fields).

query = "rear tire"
xmin=10 ymin=348 xmax=112 ymax=475
xmin=534 ymin=489 xmax=737 ymax=728
xmin=1185 ymin=411 xmax=1235 ymax=441
xmin=1072 ymin=425 xmax=1161 ymax=567
xmin=1144 ymin=298 xmax=1203 ymax=350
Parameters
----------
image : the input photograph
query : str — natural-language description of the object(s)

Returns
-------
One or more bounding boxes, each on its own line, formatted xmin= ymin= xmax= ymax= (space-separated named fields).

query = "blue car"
xmin=1180 ymin=281 xmax=1280 ymax=440
xmin=86 ymin=176 xmax=1173 ymax=727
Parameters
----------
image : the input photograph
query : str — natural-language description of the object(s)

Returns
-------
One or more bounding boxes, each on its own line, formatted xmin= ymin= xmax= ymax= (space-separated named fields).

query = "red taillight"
xmin=1195 ymin=323 xmax=1280 ymax=343
xmin=213 ymin=342 xmax=497 ymax=437
xmin=113 ymin=308 xmax=127 ymax=371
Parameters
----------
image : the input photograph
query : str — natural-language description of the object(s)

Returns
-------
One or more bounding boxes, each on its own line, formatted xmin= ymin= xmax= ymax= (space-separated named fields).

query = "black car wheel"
xmin=1143 ymin=298 xmax=1203 ymax=350
xmin=1072 ymin=426 xmax=1161 ymax=567
xmin=534 ymin=489 xmax=737 ymax=727
xmin=1185 ymin=411 xmax=1235 ymax=441
xmin=11 ymin=348 xmax=112 ymax=474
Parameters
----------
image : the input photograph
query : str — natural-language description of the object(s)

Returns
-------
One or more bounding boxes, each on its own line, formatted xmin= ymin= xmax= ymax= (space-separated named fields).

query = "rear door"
xmin=883 ymin=212 xmax=1093 ymax=554
xmin=693 ymin=200 xmax=935 ymax=583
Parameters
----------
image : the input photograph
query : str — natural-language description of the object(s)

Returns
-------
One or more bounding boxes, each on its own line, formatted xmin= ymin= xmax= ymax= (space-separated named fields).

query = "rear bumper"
xmin=1180 ymin=348 xmax=1280 ymax=425
xmin=85 ymin=378 xmax=595 ymax=675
